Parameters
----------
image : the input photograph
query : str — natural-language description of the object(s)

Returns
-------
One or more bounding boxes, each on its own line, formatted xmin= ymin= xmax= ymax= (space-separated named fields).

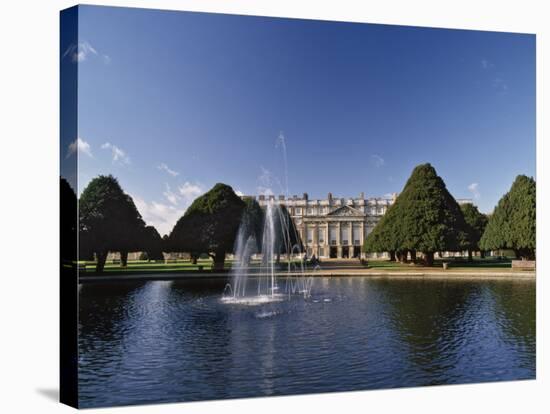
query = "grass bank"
xmin=78 ymin=257 xmax=531 ymax=276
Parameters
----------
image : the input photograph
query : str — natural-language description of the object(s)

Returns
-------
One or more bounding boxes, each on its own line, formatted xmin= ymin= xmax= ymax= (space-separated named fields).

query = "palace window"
xmin=307 ymin=228 xmax=314 ymax=244
xmin=296 ymin=208 xmax=302 ymax=215
xmin=352 ymin=226 xmax=361 ymax=244
xmin=329 ymin=227 xmax=337 ymax=244
xmin=318 ymin=228 xmax=325 ymax=244
xmin=354 ymin=240 xmax=361 ymax=245
xmin=341 ymin=228 xmax=349 ymax=244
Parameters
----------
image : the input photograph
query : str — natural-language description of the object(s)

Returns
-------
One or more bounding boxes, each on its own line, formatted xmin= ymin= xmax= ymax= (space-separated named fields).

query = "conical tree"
xmin=142 ymin=225 xmax=165 ymax=261
xmin=271 ymin=204 xmax=303 ymax=263
xmin=460 ymin=203 xmax=488 ymax=261
xmin=397 ymin=163 xmax=468 ymax=265
xmin=364 ymin=163 xmax=467 ymax=266
xmin=241 ymin=197 xmax=265 ymax=254
xmin=231 ymin=197 xmax=265 ymax=267
xmin=363 ymin=201 xmax=401 ymax=261
xmin=79 ymin=175 xmax=146 ymax=272
xmin=168 ymin=183 xmax=245 ymax=270
xmin=480 ymin=175 xmax=536 ymax=260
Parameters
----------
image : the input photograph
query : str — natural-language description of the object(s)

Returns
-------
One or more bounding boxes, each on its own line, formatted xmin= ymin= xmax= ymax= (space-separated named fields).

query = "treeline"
xmin=62 ymin=163 xmax=535 ymax=272
xmin=165 ymin=187 xmax=301 ymax=269
xmin=63 ymin=176 xmax=301 ymax=273
xmin=77 ymin=176 xmax=164 ymax=272
xmin=363 ymin=164 xmax=536 ymax=264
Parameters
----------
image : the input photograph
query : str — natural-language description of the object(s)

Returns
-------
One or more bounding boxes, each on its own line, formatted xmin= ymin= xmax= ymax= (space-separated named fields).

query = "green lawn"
xmin=79 ymin=258 xmax=306 ymax=274
xmin=80 ymin=259 xmax=222 ymax=273
xmin=78 ymin=256 xmax=517 ymax=274
xmin=367 ymin=257 xmax=513 ymax=270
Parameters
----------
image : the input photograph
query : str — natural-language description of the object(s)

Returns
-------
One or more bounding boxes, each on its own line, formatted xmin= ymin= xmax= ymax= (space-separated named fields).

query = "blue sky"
xmin=65 ymin=5 xmax=535 ymax=236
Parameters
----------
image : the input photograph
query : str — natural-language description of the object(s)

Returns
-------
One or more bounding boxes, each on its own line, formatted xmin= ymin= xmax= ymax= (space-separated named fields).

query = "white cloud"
xmin=468 ymin=182 xmax=480 ymax=199
xmin=163 ymin=184 xmax=179 ymax=205
xmin=370 ymin=154 xmax=385 ymax=168
xmin=132 ymin=183 xmax=204 ymax=237
xmin=479 ymin=59 xmax=508 ymax=94
xmin=480 ymin=59 xmax=494 ymax=70
xmin=62 ymin=41 xmax=97 ymax=63
xmin=132 ymin=195 xmax=185 ymax=237
xmin=157 ymin=163 xmax=179 ymax=177
xmin=178 ymin=182 xmax=204 ymax=203
xmin=101 ymin=142 xmax=130 ymax=164
xmin=492 ymin=77 xmax=509 ymax=93
xmin=66 ymin=137 xmax=92 ymax=159
xmin=62 ymin=40 xmax=111 ymax=65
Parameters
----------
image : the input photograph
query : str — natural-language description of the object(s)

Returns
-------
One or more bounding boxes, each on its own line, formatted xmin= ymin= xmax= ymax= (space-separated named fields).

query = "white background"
xmin=0 ymin=0 xmax=547 ymax=412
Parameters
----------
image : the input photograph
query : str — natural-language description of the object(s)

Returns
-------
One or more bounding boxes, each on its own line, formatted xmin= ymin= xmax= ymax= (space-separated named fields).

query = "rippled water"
xmin=78 ymin=277 xmax=535 ymax=408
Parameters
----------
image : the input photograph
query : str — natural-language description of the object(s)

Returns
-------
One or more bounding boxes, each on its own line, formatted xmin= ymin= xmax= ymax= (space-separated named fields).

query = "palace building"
xmin=253 ymin=192 xmax=395 ymax=259
xmin=251 ymin=192 xmax=473 ymax=259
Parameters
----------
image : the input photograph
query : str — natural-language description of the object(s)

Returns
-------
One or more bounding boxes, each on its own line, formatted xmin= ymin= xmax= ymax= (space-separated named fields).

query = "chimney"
xmin=303 ymin=192 xmax=308 ymax=200
xmin=278 ymin=195 xmax=285 ymax=201
xmin=359 ymin=192 xmax=365 ymax=199
xmin=328 ymin=192 xmax=333 ymax=202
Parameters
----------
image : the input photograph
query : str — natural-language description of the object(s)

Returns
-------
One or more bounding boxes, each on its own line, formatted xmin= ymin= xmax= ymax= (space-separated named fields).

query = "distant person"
xmin=311 ymin=254 xmax=317 ymax=266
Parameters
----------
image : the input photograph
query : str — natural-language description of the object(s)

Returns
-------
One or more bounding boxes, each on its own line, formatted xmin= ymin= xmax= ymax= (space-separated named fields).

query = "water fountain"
xmin=222 ymin=198 xmax=314 ymax=305
xmin=222 ymin=133 xmax=317 ymax=305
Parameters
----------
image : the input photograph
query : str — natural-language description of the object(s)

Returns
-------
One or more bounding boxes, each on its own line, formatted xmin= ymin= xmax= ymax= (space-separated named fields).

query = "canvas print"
xmin=60 ymin=5 xmax=536 ymax=409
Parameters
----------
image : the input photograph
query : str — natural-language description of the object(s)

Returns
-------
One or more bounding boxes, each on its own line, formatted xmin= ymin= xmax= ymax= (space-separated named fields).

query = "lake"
xmin=78 ymin=277 xmax=535 ymax=408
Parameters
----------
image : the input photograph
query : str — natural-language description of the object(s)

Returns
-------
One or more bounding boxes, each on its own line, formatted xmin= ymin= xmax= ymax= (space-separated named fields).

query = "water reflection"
xmin=78 ymin=277 xmax=535 ymax=408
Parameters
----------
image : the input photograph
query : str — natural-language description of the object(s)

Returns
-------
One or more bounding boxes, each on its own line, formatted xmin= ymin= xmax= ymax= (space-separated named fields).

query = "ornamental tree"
xmin=363 ymin=201 xmax=401 ymax=261
xmin=363 ymin=163 xmax=468 ymax=266
xmin=79 ymin=175 xmax=146 ymax=272
xmin=142 ymin=225 xmax=165 ymax=261
xmin=168 ymin=183 xmax=245 ymax=270
xmin=231 ymin=197 xmax=266 ymax=267
xmin=460 ymin=203 xmax=489 ymax=261
xmin=270 ymin=204 xmax=303 ymax=263
xmin=479 ymin=175 xmax=536 ymax=260
xmin=241 ymin=197 xmax=265 ymax=254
